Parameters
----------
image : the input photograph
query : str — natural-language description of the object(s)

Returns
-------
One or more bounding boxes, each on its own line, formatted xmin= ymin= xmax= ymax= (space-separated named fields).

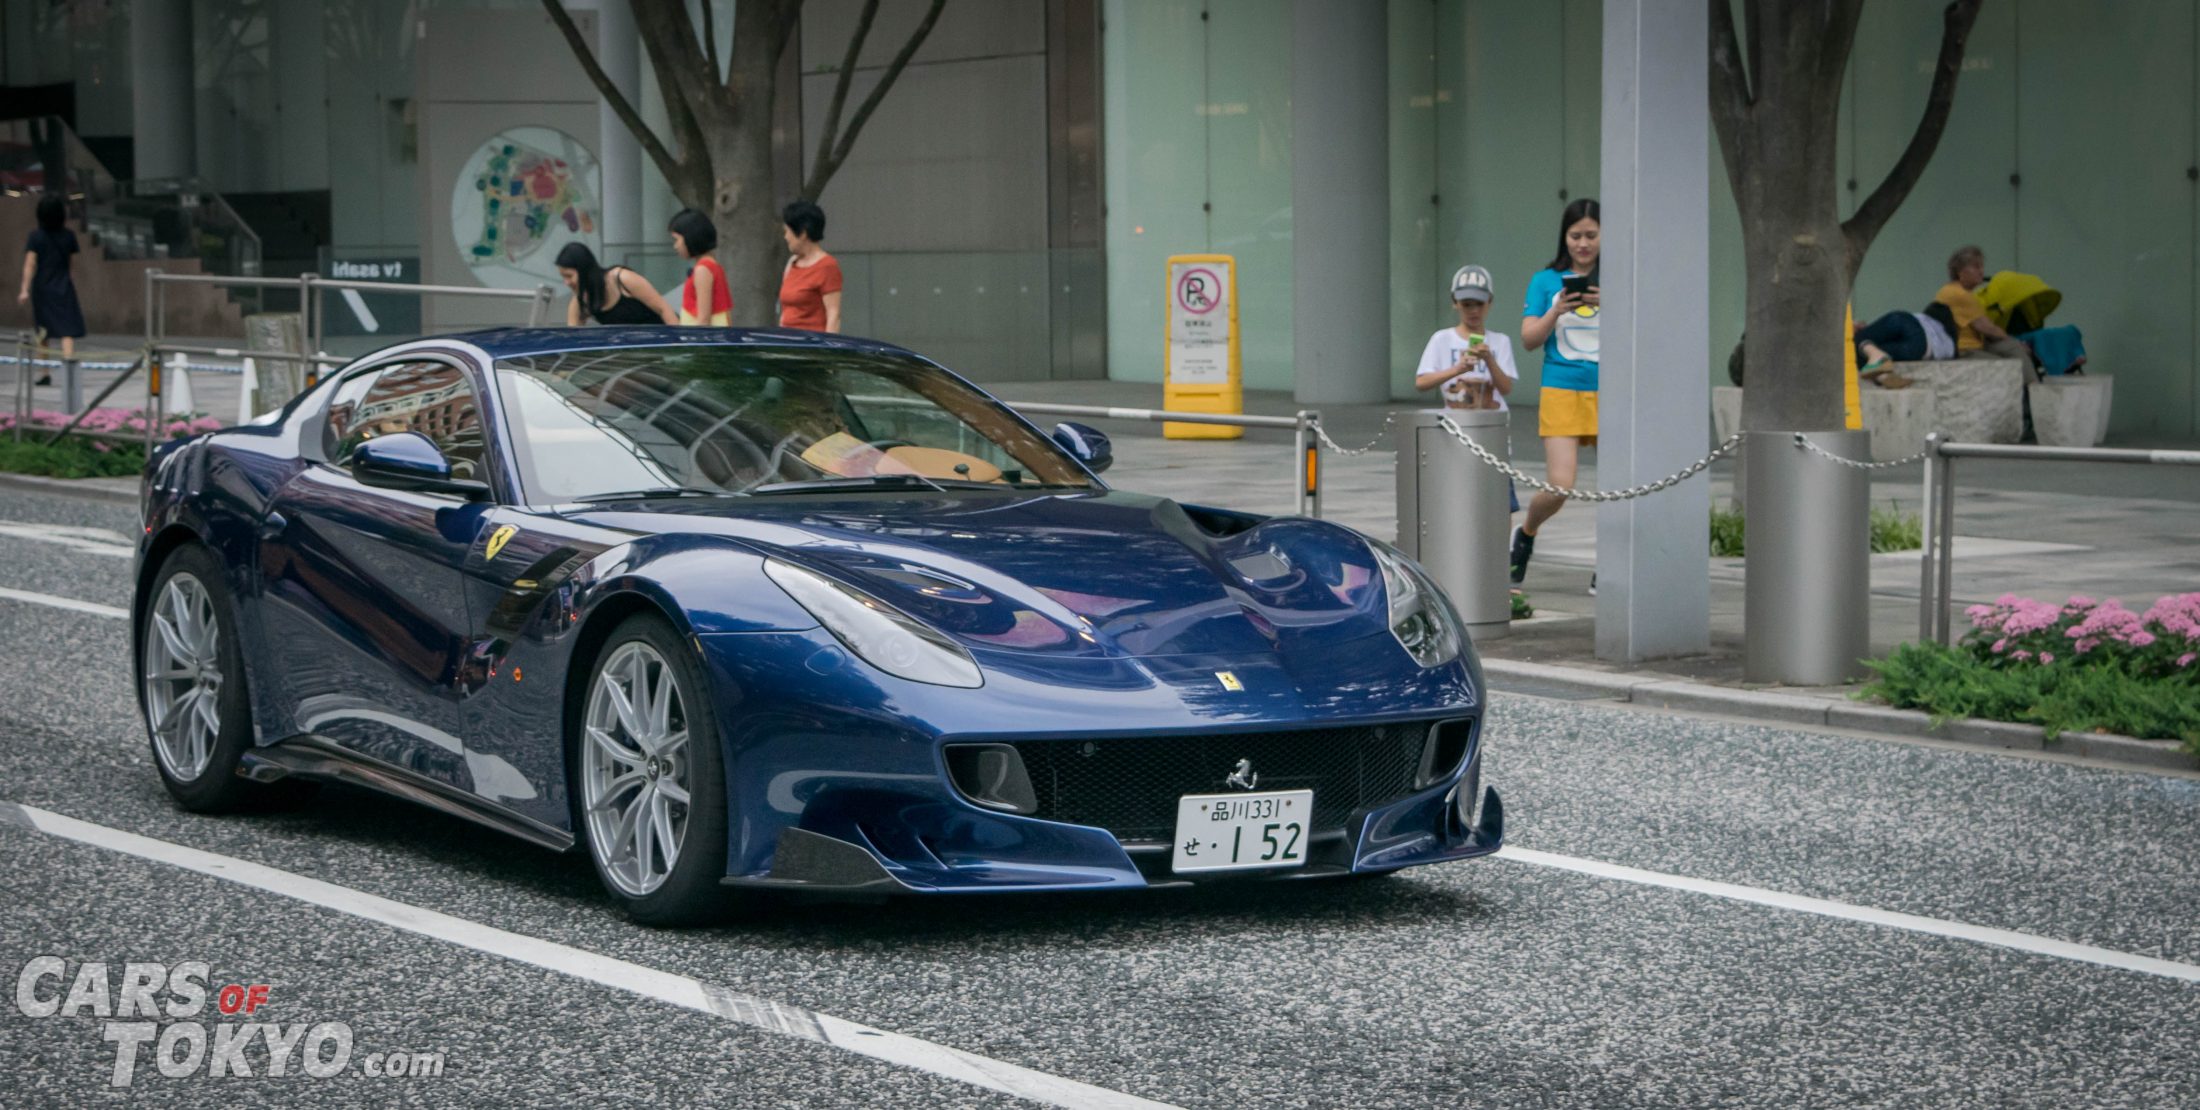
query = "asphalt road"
xmin=0 ymin=485 xmax=2193 ymax=1108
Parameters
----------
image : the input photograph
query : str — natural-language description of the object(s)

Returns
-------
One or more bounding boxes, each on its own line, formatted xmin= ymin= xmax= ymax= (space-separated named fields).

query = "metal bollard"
xmin=62 ymin=354 xmax=81 ymax=415
xmin=1395 ymin=408 xmax=1512 ymax=641
xmin=1743 ymin=429 xmax=1871 ymax=683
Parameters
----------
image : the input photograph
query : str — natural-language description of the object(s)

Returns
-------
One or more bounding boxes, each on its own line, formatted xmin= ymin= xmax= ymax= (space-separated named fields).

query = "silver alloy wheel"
xmin=144 ymin=572 xmax=224 ymax=782
xmin=581 ymin=640 xmax=692 ymax=897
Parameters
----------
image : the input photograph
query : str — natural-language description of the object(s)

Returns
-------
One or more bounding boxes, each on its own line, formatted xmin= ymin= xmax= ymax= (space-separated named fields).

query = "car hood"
xmin=563 ymin=489 xmax=1398 ymax=662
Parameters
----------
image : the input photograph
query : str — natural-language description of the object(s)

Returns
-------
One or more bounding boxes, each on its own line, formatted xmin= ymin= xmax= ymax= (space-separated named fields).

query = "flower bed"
xmin=1863 ymin=593 xmax=2200 ymax=752
xmin=0 ymin=409 xmax=222 ymax=479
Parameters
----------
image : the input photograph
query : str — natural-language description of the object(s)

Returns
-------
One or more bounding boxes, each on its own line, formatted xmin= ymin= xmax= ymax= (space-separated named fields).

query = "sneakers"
xmin=1508 ymin=527 xmax=1534 ymax=585
xmin=1588 ymin=573 xmax=1596 ymax=597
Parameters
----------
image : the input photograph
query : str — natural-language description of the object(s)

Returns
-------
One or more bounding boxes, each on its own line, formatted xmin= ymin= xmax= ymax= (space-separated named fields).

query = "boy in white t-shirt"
xmin=1415 ymin=264 xmax=1521 ymax=515
xmin=1415 ymin=265 xmax=1519 ymax=410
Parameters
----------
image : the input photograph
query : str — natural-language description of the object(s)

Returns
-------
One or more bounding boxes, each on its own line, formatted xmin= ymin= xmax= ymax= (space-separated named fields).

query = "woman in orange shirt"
xmin=669 ymin=208 xmax=730 ymax=325
xmin=778 ymin=200 xmax=842 ymax=332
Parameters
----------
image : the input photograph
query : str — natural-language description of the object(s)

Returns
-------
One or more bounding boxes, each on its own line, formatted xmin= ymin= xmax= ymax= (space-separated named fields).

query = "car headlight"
xmin=763 ymin=559 xmax=984 ymax=688
xmin=1368 ymin=541 xmax=1463 ymax=668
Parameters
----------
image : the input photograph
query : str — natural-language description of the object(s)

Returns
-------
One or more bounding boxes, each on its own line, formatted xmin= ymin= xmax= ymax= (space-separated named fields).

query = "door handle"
xmin=259 ymin=511 xmax=288 ymax=538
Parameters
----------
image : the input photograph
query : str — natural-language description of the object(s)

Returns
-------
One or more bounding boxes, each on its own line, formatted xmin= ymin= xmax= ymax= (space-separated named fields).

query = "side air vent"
xmin=944 ymin=743 xmax=1039 ymax=814
xmin=1417 ymin=718 xmax=1476 ymax=789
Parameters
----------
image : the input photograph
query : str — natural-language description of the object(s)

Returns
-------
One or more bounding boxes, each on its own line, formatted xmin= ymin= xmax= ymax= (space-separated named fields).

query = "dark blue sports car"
xmin=133 ymin=327 xmax=1501 ymax=922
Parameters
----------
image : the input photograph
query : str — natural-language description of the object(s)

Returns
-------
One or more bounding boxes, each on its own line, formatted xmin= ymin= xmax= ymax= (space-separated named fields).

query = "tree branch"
xmin=807 ymin=0 xmax=882 ymax=195
xmin=700 ymin=0 xmax=721 ymax=84
xmin=1840 ymin=0 xmax=1984 ymax=278
xmin=804 ymin=0 xmax=948 ymax=198
xmin=539 ymin=0 xmax=687 ymax=187
xmin=1707 ymin=0 xmax=1754 ymax=204
xmin=1816 ymin=0 xmax=1866 ymax=91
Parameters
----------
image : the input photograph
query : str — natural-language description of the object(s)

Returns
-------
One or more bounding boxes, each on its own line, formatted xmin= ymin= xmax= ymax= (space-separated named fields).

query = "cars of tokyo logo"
xmin=1176 ymin=268 xmax=1222 ymax=315
xmin=13 ymin=957 xmax=445 ymax=1086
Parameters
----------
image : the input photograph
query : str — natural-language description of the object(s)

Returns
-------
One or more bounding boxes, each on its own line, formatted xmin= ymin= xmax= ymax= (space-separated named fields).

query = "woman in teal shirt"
xmin=1512 ymin=198 xmax=1601 ymax=589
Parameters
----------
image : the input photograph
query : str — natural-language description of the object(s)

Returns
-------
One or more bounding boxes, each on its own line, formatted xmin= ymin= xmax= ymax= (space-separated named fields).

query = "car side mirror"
xmin=1051 ymin=421 xmax=1113 ymax=474
xmin=350 ymin=432 xmax=491 ymax=500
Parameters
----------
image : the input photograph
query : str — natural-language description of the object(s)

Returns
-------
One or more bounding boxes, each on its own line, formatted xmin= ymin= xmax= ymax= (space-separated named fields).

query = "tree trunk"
xmin=713 ymin=156 xmax=783 ymax=327
xmin=1736 ymin=203 xmax=1849 ymax=432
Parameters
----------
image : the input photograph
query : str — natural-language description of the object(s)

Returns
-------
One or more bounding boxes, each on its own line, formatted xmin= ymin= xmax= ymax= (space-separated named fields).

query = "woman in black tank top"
xmin=556 ymin=243 xmax=677 ymax=326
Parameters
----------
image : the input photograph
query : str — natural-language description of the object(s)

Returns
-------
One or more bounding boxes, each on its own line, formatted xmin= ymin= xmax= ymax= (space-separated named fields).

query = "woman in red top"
xmin=669 ymin=209 xmax=731 ymax=325
xmin=778 ymin=200 xmax=842 ymax=332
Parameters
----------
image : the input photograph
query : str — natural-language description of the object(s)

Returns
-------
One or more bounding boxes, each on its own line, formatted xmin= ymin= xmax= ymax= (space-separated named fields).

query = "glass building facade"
xmin=5 ymin=1 xmax=2196 ymax=437
xmin=1105 ymin=0 xmax=2200 ymax=440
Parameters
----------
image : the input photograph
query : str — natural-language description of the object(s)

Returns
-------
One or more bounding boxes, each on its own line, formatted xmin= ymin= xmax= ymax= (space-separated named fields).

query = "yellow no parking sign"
xmin=1163 ymin=254 xmax=1243 ymax=439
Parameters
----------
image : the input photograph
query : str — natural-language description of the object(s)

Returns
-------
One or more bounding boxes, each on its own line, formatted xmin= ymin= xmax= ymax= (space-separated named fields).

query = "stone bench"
xmin=1713 ymin=385 xmax=1938 ymax=463
xmin=1895 ymin=358 xmax=2027 ymax=444
xmin=2026 ymin=374 xmax=2114 ymax=447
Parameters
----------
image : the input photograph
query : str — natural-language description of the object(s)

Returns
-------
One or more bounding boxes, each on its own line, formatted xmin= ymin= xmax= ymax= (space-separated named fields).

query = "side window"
xmin=322 ymin=370 xmax=379 ymax=462
xmin=331 ymin=362 xmax=488 ymax=481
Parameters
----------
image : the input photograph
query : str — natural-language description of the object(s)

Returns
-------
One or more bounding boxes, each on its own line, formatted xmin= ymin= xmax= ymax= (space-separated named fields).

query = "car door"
xmin=256 ymin=357 xmax=495 ymax=787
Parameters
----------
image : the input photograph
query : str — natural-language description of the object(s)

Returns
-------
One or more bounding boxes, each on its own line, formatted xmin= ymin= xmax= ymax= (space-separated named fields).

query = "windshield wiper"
xmin=571 ymin=486 xmax=736 ymax=503
xmin=747 ymin=474 xmax=1004 ymax=496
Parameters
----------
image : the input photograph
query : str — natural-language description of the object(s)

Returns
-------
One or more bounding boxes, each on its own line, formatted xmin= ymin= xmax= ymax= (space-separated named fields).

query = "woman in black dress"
xmin=556 ymin=243 xmax=676 ymax=327
xmin=17 ymin=194 xmax=86 ymax=385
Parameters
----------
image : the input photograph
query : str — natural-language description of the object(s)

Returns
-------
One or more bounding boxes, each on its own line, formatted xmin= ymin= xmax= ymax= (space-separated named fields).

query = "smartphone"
xmin=1561 ymin=274 xmax=1592 ymax=296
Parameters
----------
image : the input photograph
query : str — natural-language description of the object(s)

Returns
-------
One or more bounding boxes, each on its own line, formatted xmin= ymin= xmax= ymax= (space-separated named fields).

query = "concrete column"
xmin=592 ymin=0 xmax=644 ymax=264
xmin=1593 ymin=0 xmax=1711 ymax=661
xmin=1289 ymin=0 xmax=1388 ymax=405
xmin=130 ymin=0 xmax=196 ymax=181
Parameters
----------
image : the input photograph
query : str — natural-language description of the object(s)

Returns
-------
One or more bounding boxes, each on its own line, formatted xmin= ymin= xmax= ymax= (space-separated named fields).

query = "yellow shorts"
xmin=1537 ymin=386 xmax=1599 ymax=443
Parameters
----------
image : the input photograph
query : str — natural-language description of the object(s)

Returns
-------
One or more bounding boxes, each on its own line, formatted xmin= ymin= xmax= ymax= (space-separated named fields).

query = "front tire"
xmin=142 ymin=545 xmax=269 ymax=812
xmin=573 ymin=613 xmax=731 ymax=925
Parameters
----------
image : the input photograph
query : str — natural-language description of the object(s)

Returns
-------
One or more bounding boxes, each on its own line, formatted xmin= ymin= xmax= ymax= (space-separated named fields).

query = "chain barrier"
xmin=1305 ymin=411 xmax=1925 ymax=503
xmin=1430 ymin=414 xmax=1745 ymax=502
xmin=1790 ymin=433 xmax=1929 ymax=469
xmin=1309 ymin=412 xmax=1401 ymax=456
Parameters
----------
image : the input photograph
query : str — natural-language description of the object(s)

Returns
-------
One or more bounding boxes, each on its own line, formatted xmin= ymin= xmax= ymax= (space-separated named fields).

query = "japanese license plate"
xmin=1170 ymin=790 xmax=1313 ymax=873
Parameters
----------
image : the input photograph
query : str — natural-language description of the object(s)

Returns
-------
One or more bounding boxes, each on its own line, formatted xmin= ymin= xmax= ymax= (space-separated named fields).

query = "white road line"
xmin=3 ymin=803 xmax=1174 ymax=1110
xmin=1497 ymin=845 xmax=2200 ymax=984
xmin=0 ymin=585 xmax=129 ymax=620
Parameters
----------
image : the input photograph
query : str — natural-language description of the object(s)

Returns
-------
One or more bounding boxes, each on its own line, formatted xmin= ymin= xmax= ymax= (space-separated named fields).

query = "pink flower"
xmin=2038 ymin=652 xmax=2054 ymax=665
xmin=1991 ymin=638 xmax=2008 ymax=653
xmin=2179 ymin=652 xmax=2198 ymax=668
xmin=2011 ymin=650 xmax=2033 ymax=662
xmin=2064 ymin=595 xmax=2097 ymax=610
xmin=2127 ymin=631 xmax=2156 ymax=648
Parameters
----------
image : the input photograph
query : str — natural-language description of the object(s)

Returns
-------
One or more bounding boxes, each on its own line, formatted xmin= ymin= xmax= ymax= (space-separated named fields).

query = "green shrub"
xmin=1863 ymin=641 xmax=2200 ymax=751
xmin=1863 ymin=592 xmax=2200 ymax=753
xmin=1709 ymin=507 xmax=1746 ymax=557
xmin=1706 ymin=502 xmax=1919 ymax=558
xmin=0 ymin=436 xmax=148 ymax=479
xmin=1869 ymin=502 xmax=1921 ymax=553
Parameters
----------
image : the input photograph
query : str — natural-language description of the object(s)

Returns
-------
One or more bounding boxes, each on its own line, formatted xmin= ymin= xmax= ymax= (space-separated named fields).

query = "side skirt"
xmin=240 ymin=736 xmax=575 ymax=853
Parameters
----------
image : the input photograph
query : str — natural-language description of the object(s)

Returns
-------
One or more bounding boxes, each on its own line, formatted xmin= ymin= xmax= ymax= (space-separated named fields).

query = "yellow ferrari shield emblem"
xmin=484 ymin=524 xmax=519 ymax=561
xmin=1215 ymin=671 xmax=1244 ymax=692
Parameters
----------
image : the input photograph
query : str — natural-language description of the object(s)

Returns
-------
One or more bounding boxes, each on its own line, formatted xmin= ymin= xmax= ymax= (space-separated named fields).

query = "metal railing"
xmin=116 ymin=271 xmax=558 ymax=447
xmin=1918 ymin=432 xmax=2200 ymax=643
xmin=1000 ymin=401 xmax=1324 ymax=518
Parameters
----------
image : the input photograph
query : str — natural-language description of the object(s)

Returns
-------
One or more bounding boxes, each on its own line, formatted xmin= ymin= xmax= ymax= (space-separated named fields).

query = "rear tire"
xmin=142 ymin=545 xmax=287 ymax=812
xmin=571 ymin=612 xmax=732 ymax=926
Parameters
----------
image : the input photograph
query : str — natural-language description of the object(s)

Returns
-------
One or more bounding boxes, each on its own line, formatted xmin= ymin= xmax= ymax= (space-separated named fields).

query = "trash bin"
xmin=1394 ymin=408 xmax=1511 ymax=641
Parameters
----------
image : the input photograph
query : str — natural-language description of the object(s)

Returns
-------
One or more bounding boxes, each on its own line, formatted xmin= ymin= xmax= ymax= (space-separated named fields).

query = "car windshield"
xmin=493 ymin=345 xmax=1096 ymax=503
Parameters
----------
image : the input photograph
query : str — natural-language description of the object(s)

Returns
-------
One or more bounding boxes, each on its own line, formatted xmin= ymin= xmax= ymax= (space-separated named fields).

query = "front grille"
xmin=1008 ymin=724 xmax=1433 ymax=844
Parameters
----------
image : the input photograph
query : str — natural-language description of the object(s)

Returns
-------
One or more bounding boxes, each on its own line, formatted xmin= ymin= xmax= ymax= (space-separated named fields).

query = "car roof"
xmin=434 ymin=326 xmax=929 ymax=364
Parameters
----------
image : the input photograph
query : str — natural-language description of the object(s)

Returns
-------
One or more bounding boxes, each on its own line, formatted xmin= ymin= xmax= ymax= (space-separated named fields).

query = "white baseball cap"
xmin=1450 ymin=265 xmax=1493 ymax=303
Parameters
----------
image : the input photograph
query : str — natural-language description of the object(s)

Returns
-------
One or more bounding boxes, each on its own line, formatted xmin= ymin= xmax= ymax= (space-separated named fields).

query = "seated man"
xmin=1937 ymin=245 xmax=2037 ymax=370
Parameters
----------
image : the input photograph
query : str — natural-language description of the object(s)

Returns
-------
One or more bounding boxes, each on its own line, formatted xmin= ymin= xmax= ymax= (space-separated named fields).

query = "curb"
xmin=1480 ymin=658 xmax=2195 ymax=774
xmin=0 ymin=472 xmax=139 ymax=506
